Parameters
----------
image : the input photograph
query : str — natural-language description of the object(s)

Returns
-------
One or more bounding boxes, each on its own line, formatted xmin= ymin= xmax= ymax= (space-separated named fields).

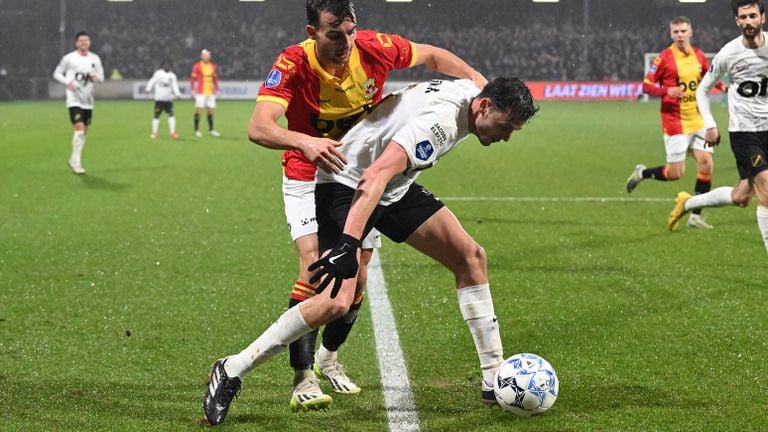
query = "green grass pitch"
xmin=0 ymin=99 xmax=765 ymax=431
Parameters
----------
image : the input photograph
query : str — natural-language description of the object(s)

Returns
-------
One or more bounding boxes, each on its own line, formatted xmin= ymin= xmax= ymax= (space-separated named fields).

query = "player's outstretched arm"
xmin=411 ymin=43 xmax=487 ymax=89
xmin=248 ymin=101 xmax=347 ymax=173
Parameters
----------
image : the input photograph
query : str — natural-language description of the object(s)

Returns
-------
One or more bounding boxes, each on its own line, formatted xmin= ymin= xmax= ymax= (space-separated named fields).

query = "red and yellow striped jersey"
xmin=190 ymin=61 xmax=218 ymax=96
xmin=643 ymin=44 xmax=709 ymax=135
xmin=257 ymin=30 xmax=416 ymax=181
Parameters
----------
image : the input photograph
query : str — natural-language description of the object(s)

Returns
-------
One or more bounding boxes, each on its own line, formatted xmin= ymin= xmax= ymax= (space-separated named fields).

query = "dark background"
xmin=0 ymin=0 xmax=741 ymax=99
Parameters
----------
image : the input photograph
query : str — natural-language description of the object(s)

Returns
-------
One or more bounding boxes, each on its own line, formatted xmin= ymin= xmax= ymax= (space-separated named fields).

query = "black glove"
xmin=308 ymin=234 xmax=361 ymax=298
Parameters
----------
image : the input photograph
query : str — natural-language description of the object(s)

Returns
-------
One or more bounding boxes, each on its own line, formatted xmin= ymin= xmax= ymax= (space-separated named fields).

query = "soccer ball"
xmin=493 ymin=353 xmax=559 ymax=417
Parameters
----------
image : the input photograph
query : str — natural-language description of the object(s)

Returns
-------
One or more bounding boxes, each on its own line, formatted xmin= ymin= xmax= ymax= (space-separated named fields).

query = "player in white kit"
xmin=146 ymin=59 xmax=182 ymax=139
xmin=668 ymin=0 xmax=768 ymax=253
xmin=202 ymin=77 xmax=539 ymax=425
xmin=53 ymin=31 xmax=104 ymax=175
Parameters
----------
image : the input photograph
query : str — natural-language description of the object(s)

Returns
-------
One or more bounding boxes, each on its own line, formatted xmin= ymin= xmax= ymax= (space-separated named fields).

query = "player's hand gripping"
xmin=301 ymin=137 xmax=348 ymax=174
xmin=704 ymin=127 xmax=721 ymax=147
xmin=308 ymin=234 xmax=361 ymax=298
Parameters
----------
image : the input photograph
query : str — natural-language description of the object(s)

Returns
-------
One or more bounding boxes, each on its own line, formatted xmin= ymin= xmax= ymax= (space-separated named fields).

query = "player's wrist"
xmin=339 ymin=233 xmax=361 ymax=249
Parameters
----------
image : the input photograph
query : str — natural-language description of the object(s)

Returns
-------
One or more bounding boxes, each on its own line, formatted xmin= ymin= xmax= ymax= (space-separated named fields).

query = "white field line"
xmin=367 ymin=250 xmax=420 ymax=432
xmin=441 ymin=196 xmax=671 ymax=203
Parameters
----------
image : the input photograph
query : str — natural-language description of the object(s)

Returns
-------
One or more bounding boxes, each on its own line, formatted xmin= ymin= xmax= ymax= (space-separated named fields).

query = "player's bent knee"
xmin=452 ymin=243 xmax=487 ymax=279
xmin=733 ymin=193 xmax=752 ymax=207
xmin=323 ymin=300 xmax=351 ymax=323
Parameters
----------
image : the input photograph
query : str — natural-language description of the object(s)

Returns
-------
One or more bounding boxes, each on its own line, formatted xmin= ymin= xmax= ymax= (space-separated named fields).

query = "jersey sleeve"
xmin=697 ymin=51 xmax=726 ymax=129
xmin=171 ymin=73 xmax=181 ymax=97
xmin=357 ymin=30 xmax=416 ymax=71
xmin=189 ymin=63 xmax=199 ymax=90
xmin=392 ymin=106 xmax=460 ymax=172
xmin=145 ymin=70 xmax=158 ymax=91
xmin=257 ymin=48 xmax=303 ymax=108
xmin=642 ymin=54 xmax=667 ymax=97
xmin=53 ymin=56 xmax=69 ymax=84
xmin=93 ymin=55 xmax=104 ymax=83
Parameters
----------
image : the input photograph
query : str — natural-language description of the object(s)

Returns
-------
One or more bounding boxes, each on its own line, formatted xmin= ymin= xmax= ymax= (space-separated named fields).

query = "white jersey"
xmin=145 ymin=69 xmax=181 ymax=102
xmin=317 ymin=79 xmax=479 ymax=206
xmin=698 ymin=35 xmax=768 ymax=132
xmin=52 ymin=50 xmax=104 ymax=109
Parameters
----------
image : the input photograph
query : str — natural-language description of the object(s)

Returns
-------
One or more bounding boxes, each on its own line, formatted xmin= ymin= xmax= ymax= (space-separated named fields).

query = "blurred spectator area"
xmin=1 ymin=0 xmax=738 ymax=99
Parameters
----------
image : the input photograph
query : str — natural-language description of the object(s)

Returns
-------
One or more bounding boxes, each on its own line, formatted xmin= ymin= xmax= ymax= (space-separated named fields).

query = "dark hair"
xmin=306 ymin=0 xmax=356 ymax=27
xmin=74 ymin=31 xmax=89 ymax=41
xmin=161 ymin=59 xmax=172 ymax=67
xmin=731 ymin=0 xmax=765 ymax=16
xmin=478 ymin=76 xmax=539 ymax=124
xmin=670 ymin=16 xmax=691 ymax=26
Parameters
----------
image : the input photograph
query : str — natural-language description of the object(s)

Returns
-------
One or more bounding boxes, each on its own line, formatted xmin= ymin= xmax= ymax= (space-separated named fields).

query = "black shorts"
xmin=729 ymin=131 xmax=768 ymax=179
xmin=154 ymin=101 xmax=174 ymax=117
xmin=68 ymin=107 xmax=92 ymax=126
xmin=315 ymin=182 xmax=445 ymax=253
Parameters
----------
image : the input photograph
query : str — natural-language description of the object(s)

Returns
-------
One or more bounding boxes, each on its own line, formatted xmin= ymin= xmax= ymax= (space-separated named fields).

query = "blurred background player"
xmin=190 ymin=49 xmax=220 ymax=137
xmin=145 ymin=59 xmax=181 ymax=139
xmin=626 ymin=16 xmax=726 ymax=229
xmin=669 ymin=0 xmax=768 ymax=253
xmin=240 ymin=0 xmax=487 ymax=414
xmin=52 ymin=31 xmax=104 ymax=175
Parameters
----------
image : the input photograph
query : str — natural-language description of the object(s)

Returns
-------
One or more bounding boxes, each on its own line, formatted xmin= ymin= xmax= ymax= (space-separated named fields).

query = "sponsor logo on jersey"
xmin=265 ymin=69 xmax=282 ymax=88
xmin=430 ymin=124 xmax=447 ymax=145
xmin=709 ymin=64 xmax=714 ymax=73
xmin=737 ymin=77 xmax=768 ymax=98
xmin=649 ymin=64 xmax=657 ymax=74
xmin=415 ymin=140 xmax=434 ymax=161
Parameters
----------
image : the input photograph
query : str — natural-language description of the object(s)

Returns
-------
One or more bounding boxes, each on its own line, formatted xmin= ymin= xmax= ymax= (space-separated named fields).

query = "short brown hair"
xmin=670 ymin=16 xmax=691 ymax=27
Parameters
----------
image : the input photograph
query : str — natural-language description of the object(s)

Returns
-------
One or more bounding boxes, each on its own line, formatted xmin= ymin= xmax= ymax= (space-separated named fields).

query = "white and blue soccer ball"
xmin=493 ymin=353 xmax=559 ymax=417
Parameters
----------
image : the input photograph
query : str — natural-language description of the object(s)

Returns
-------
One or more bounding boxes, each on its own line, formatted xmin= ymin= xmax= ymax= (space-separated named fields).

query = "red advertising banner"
xmin=528 ymin=81 xmax=724 ymax=101
xmin=528 ymin=81 xmax=644 ymax=100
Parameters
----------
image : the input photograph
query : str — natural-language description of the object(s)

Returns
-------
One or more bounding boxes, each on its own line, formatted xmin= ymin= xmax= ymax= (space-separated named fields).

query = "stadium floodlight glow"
xmin=532 ymin=0 xmax=560 ymax=3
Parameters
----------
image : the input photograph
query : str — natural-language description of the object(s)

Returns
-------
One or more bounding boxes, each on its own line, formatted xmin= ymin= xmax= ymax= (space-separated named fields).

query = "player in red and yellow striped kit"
xmin=626 ymin=16 xmax=726 ymax=229
xmin=202 ymin=0 xmax=487 ymax=421
xmin=190 ymin=49 xmax=220 ymax=137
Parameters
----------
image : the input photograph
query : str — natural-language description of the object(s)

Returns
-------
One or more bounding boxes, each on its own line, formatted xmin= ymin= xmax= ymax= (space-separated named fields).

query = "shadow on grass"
xmin=3 ymin=376 xmax=390 ymax=430
xmin=79 ymin=174 xmax=130 ymax=192
xmin=563 ymin=383 xmax=707 ymax=411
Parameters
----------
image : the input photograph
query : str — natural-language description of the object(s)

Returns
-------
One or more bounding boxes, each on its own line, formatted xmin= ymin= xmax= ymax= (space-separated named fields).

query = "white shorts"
xmin=664 ymin=128 xmax=712 ymax=163
xmin=282 ymin=176 xmax=381 ymax=249
xmin=194 ymin=94 xmax=216 ymax=109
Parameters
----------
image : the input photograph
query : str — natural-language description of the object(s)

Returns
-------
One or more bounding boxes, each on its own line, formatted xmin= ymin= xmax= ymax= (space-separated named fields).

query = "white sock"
xmin=315 ymin=344 xmax=337 ymax=367
xmin=685 ymin=187 xmax=734 ymax=211
xmin=168 ymin=116 xmax=176 ymax=133
xmin=757 ymin=206 xmax=768 ymax=253
xmin=152 ymin=118 xmax=159 ymax=134
xmin=224 ymin=305 xmax=313 ymax=380
xmin=457 ymin=284 xmax=504 ymax=384
xmin=70 ymin=131 xmax=85 ymax=163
